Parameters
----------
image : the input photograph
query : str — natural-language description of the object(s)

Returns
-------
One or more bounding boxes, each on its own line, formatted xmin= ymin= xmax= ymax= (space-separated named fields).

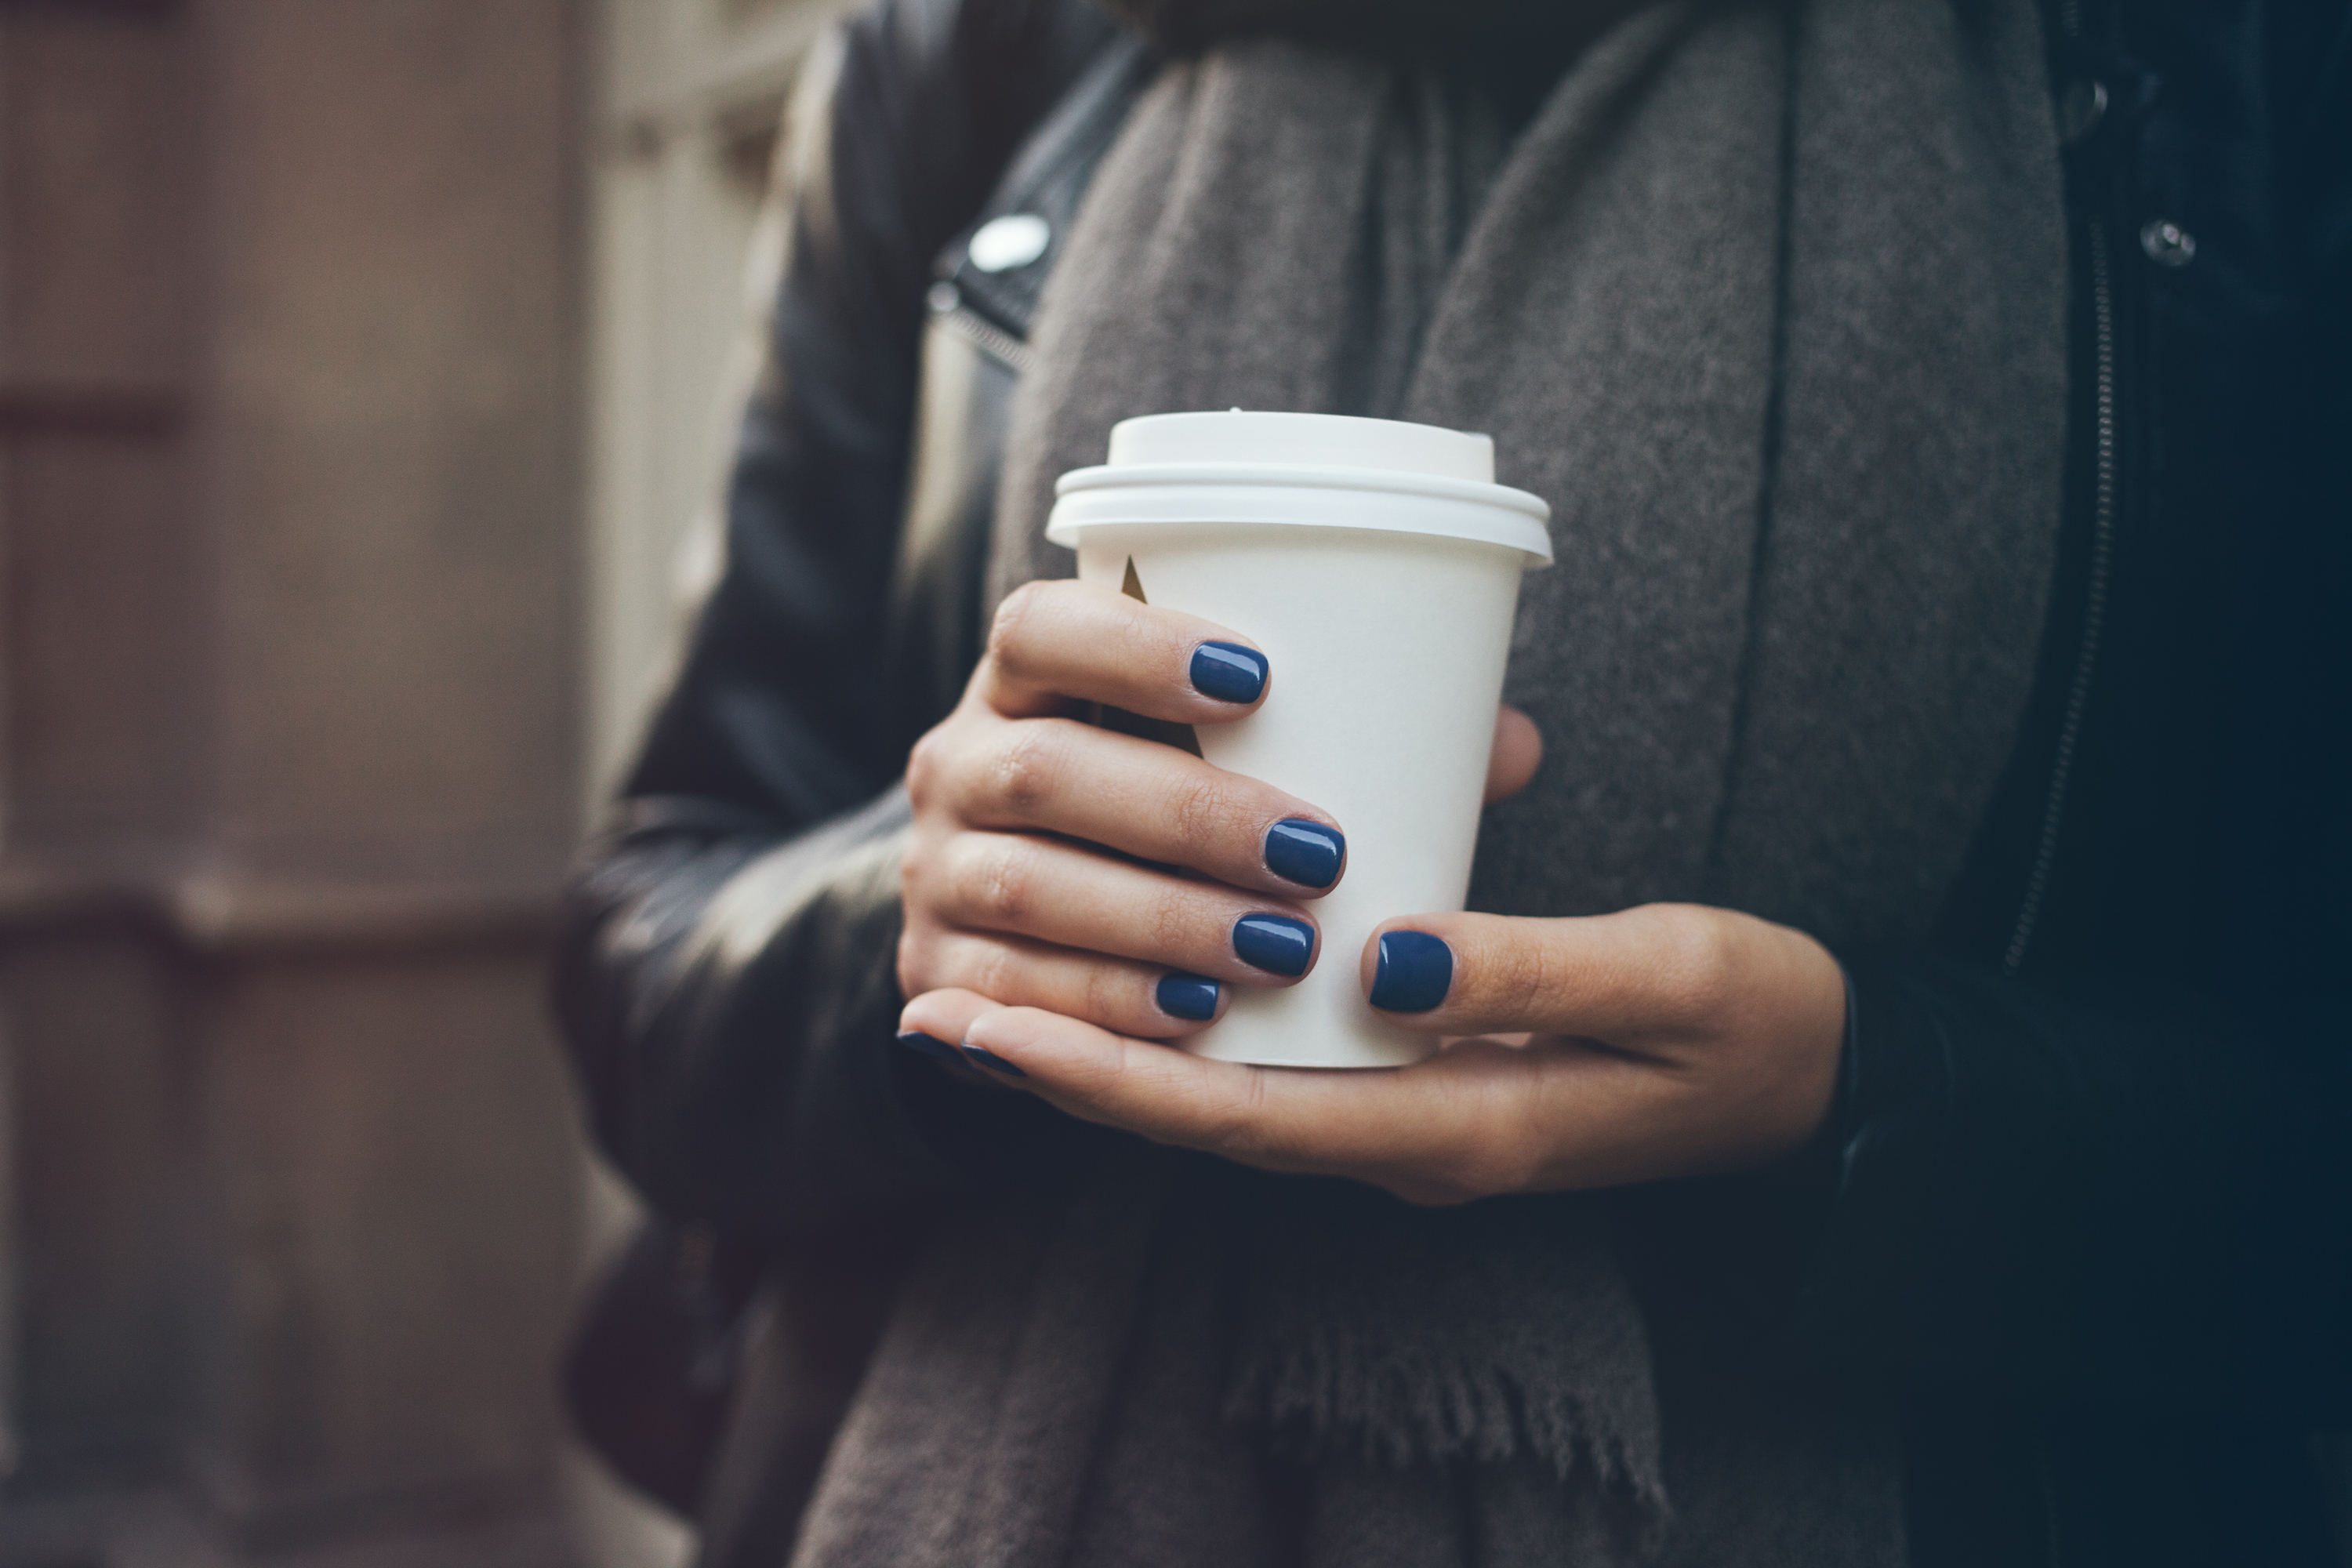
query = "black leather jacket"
xmin=554 ymin=2 xmax=2352 ymax=1562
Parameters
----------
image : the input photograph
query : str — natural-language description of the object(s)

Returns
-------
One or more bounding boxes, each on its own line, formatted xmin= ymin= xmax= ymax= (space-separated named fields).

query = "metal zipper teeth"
xmin=938 ymin=301 xmax=1037 ymax=376
xmin=2005 ymin=216 xmax=2117 ymax=977
xmin=2027 ymin=23 xmax=2093 ymax=1568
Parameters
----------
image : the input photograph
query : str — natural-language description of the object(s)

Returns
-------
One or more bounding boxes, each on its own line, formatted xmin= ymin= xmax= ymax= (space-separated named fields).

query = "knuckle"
xmin=1651 ymin=906 xmax=1738 ymax=1029
xmin=901 ymin=826 xmax=948 ymax=903
xmin=899 ymin=852 xmax=938 ymax=916
xmin=991 ymin=724 xmax=1065 ymax=817
xmin=1144 ymin=879 xmax=1204 ymax=957
xmin=895 ymin=924 xmax=931 ymax=994
xmin=1196 ymin=1071 xmax=1273 ymax=1161
xmin=905 ymin=725 xmax=949 ymax=804
xmin=1494 ymin=938 xmax=1555 ymax=1025
xmin=973 ymin=839 xmax=1036 ymax=927
xmin=986 ymin=581 xmax=1047 ymax=667
xmin=1080 ymin=963 xmax=1128 ymax=1029
xmin=1166 ymin=771 xmax=1237 ymax=858
xmin=969 ymin=940 xmax=1018 ymax=1002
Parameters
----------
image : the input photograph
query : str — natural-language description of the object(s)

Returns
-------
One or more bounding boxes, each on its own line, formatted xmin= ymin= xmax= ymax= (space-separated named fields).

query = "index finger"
xmin=982 ymin=579 xmax=1269 ymax=722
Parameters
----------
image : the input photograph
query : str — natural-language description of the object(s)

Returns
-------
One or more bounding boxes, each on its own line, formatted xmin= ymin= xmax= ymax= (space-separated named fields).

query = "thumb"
xmin=1357 ymin=908 xmax=1686 ymax=1042
xmin=1358 ymin=904 xmax=1830 ymax=1053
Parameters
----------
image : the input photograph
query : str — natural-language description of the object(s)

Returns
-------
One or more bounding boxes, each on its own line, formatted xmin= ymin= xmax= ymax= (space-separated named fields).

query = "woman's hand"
xmin=900 ymin=578 xmax=1362 ymax=1040
xmin=899 ymin=901 xmax=1846 ymax=1205
xmin=900 ymin=576 xmax=1538 ymax=1051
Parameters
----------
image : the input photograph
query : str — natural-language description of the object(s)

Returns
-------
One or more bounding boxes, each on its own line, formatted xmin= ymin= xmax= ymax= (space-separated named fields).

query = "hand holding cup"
xmin=895 ymin=590 xmax=1839 ymax=1202
xmin=898 ymin=410 xmax=1842 ymax=1195
xmin=898 ymin=576 xmax=1542 ymax=1058
xmin=898 ymin=578 xmax=1345 ymax=1044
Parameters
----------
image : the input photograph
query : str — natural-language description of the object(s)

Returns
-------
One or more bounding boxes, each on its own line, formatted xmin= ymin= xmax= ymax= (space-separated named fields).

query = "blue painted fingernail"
xmin=959 ymin=1043 xmax=1028 ymax=1079
xmin=1232 ymin=913 xmax=1315 ymax=978
xmin=1370 ymin=931 xmax=1453 ymax=1012
xmin=897 ymin=1030 xmax=964 ymax=1065
xmin=1191 ymin=641 xmax=1267 ymax=704
xmin=1156 ymin=972 xmax=1221 ymax=1021
xmin=1265 ymin=819 xmax=1344 ymax=888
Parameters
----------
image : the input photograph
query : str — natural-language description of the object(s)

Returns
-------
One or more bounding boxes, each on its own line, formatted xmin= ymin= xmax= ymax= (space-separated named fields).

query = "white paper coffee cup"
xmin=1047 ymin=410 xmax=1552 ymax=1069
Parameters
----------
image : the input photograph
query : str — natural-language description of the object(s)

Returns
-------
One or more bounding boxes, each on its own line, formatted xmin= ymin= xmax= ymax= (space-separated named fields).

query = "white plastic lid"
xmin=1106 ymin=410 xmax=1494 ymax=482
xmin=1049 ymin=411 xmax=1553 ymax=565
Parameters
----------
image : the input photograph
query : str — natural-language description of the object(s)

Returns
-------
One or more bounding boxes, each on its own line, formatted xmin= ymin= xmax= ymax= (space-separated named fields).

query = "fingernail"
xmin=897 ymin=1030 xmax=964 ymax=1065
xmin=1370 ymin=931 xmax=1453 ymax=1012
xmin=1232 ymin=913 xmax=1315 ymax=978
xmin=959 ymin=1043 xmax=1028 ymax=1079
xmin=1264 ymin=819 xmax=1344 ymax=888
xmin=1156 ymin=972 xmax=1221 ymax=1021
xmin=1191 ymin=641 xmax=1267 ymax=704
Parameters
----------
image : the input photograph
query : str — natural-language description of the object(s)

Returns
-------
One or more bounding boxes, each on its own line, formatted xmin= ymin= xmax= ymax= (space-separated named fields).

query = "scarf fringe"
xmin=1228 ymin=1326 xmax=1671 ymax=1529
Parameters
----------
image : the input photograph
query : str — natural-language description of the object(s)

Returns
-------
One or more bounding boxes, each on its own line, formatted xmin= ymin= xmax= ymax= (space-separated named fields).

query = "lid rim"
xmin=1054 ymin=460 xmax=1551 ymax=520
xmin=1045 ymin=479 xmax=1555 ymax=566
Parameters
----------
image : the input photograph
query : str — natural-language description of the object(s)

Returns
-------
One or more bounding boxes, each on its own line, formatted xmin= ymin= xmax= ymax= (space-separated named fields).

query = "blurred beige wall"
xmin=0 ymin=0 xmax=859 ymax=1559
xmin=0 ymin=1 xmax=856 ymax=1563
xmin=0 ymin=0 xmax=587 ymax=1556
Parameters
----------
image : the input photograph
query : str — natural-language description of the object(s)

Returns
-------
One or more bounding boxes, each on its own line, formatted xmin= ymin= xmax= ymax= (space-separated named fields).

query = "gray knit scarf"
xmin=789 ymin=2 xmax=2064 ymax=1563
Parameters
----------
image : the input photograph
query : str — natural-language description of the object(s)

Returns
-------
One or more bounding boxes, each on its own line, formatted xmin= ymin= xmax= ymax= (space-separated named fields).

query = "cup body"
xmin=1048 ymin=412 xmax=1551 ymax=1069
xmin=1074 ymin=524 xmax=1526 ymax=1065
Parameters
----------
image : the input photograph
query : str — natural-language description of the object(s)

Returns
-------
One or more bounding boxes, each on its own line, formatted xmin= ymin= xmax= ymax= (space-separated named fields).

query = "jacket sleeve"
xmin=554 ymin=0 xmax=1114 ymax=1242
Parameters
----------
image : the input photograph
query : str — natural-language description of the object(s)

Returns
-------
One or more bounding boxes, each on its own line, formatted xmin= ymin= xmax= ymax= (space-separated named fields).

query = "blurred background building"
xmin=0 ymin=1 xmax=849 ymax=1563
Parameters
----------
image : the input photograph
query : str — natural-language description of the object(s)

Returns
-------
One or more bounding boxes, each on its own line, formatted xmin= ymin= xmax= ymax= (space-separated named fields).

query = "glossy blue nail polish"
xmin=960 ymin=1043 xmax=1028 ymax=1079
xmin=1191 ymin=641 xmax=1268 ymax=704
xmin=1370 ymin=931 xmax=1453 ymax=1012
xmin=1156 ymin=972 xmax=1221 ymax=1021
xmin=897 ymin=1030 xmax=964 ymax=1065
xmin=1265 ymin=819 xmax=1344 ymax=888
xmin=1232 ymin=913 xmax=1315 ymax=978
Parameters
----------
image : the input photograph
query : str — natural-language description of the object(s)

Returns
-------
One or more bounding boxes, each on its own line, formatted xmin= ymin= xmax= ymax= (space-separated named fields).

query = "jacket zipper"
xmin=2025 ymin=6 xmax=2101 ymax=1562
xmin=937 ymin=296 xmax=1037 ymax=377
xmin=2004 ymin=214 xmax=2115 ymax=978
